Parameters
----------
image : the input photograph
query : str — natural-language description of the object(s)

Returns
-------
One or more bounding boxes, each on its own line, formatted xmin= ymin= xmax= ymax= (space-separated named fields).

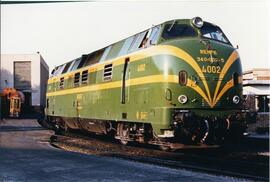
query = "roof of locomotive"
xmin=51 ymin=18 xmax=218 ymax=76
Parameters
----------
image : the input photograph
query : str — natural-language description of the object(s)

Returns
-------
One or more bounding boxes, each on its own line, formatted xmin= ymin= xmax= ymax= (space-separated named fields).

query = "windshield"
xmin=201 ymin=23 xmax=230 ymax=44
xmin=162 ymin=23 xmax=197 ymax=40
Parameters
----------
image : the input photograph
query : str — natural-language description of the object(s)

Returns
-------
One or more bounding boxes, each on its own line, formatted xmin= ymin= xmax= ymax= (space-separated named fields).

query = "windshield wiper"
xmin=167 ymin=20 xmax=176 ymax=32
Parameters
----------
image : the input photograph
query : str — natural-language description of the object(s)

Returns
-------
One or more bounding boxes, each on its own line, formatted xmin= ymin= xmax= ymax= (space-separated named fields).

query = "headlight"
xmin=192 ymin=17 xmax=204 ymax=28
xmin=233 ymin=95 xmax=240 ymax=104
xmin=178 ymin=95 xmax=188 ymax=104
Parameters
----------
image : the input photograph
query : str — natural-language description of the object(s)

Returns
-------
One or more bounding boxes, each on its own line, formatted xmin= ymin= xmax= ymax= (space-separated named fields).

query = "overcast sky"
xmin=1 ymin=0 xmax=270 ymax=71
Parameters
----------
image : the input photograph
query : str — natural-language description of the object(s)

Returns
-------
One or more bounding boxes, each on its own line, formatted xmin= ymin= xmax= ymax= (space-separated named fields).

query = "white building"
xmin=243 ymin=68 xmax=270 ymax=132
xmin=0 ymin=53 xmax=49 ymax=113
xmin=243 ymin=68 xmax=270 ymax=112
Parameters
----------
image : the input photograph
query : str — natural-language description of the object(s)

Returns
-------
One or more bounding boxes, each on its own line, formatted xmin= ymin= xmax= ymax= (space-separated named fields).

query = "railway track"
xmin=111 ymin=154 xmax=268 ymax=181
xmin=50 ymin=132 xmax=269 ymax=181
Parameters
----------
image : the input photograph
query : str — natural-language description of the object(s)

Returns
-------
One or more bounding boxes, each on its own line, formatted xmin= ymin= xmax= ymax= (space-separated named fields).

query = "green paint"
xmin=46 ymin=19 xmax=243 ymax=136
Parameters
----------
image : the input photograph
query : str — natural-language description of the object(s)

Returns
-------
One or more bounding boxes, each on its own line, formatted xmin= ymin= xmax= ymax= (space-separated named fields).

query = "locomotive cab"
xmin=151 ymin=17 xmax=245 ymax=144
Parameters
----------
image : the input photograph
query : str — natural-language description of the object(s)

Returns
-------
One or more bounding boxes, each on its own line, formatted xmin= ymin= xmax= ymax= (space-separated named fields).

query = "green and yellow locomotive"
xmin=45 ymin=17 xmax=246 ymax=149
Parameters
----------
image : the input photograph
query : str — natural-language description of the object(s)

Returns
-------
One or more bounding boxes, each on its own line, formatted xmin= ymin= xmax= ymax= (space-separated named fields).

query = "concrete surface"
xmin=0 ymin=119 xmax=246 ymax=182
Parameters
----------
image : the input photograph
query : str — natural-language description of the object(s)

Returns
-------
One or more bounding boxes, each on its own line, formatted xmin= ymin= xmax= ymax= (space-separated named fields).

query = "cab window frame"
xmin=162 ymin=23 xmax=198 ymax=40
xmin=147 ymin=25 xmax=161 ymax=45
xmin=200 ymin=22 xmax=232 ymax=45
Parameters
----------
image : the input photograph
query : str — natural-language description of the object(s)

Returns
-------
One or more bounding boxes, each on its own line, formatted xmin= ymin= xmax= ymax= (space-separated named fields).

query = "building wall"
xmin=40 ymin=55 xmax=49 ymax=108
xmin=243 ymin=68 xmax=270 ymax=81
xmin=243 ymin=68 xmax=270 ymax=132
xmin=0 ymin=54 xmax=49 ymax=108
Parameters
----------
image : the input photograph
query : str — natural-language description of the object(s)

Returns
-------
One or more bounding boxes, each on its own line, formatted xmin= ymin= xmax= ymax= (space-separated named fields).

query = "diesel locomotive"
xmin=44 ymin=17 xmax=246 ymax=149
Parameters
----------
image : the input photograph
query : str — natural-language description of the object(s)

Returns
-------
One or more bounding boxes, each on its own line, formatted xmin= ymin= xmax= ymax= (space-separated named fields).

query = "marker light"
xmin=233 ymin=95 xmax=240 ymax=104
xmin=192 ymin=17 xmax=204 ymax=28
xmin=178 ymin=95 xmax=188 ymax=104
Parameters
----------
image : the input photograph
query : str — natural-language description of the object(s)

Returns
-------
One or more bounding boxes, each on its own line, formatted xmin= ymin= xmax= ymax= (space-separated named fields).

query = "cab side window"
xmin=147 ymin=25 xmax=161 ymax=45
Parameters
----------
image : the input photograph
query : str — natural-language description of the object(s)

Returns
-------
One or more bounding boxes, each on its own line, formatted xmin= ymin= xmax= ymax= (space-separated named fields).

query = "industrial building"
xmin=0 ymin=53 xmax=49 ymax=115
xmin=243 ymin=68 xmax=270 ymax=132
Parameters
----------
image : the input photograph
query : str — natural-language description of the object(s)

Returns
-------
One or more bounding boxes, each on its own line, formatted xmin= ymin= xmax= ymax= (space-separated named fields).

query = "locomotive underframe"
xmin=171 ymin=109 xmax=246 ymax=145
xmin=46 ymin=108 xmax=246 ymax=148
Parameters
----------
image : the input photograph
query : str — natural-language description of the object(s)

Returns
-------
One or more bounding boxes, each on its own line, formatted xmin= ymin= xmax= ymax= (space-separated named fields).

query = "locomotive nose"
xmin=195 ymin=40 xmax=242 ymax=108
xmin=171 ymin=38 xmax=242 ymax=108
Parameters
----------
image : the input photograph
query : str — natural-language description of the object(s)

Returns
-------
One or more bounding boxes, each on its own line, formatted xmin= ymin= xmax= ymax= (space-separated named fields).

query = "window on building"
xmin=258 ymin=96 xmax=270 ymax=112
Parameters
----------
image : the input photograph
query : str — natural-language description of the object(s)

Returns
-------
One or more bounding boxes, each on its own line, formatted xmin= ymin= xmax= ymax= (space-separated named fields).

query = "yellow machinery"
xmin=1 ymin=88 xmax=23 ymax=117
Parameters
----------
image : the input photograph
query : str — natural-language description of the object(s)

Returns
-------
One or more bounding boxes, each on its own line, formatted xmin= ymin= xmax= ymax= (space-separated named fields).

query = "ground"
xmin=0 ymin=119 xmax=248 ymax=181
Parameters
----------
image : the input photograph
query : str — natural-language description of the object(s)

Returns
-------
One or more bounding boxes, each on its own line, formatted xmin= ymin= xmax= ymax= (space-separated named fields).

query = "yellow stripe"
xmin=213 ymin=79 xmax=234 ymax=106
xmin=47 ymin=45 xmax=239 ymax=108
xmin=47 ymin=81 xmax=121 ymax=97
xmin=47 ymin=47 xmax=157 ymax=84
xmin=47 ymin=74 xmax=213 ymax=109
xmin=48 ymin=45 xmax=211 ymax=104
xmin=47 ymin=73 xmax=235 ymax=108
xmin=213 ymin=51 xmax=239 ymax=104
xmin=46 ymin=74 xmax=179 ymax=97
xmin=164 ymin=46 xmax=212 ymax=104
xmin=127 ymin=75 xmax=178 ymax=86
xmin=187 ymin=79 xmax=212 ymax=107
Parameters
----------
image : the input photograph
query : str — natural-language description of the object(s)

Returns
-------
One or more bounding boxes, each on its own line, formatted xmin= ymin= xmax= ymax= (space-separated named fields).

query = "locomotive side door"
xmin=121 ymin=57 xmax=130 ymax=104
xmin=51 ymin=77 xmax=57 ymax=115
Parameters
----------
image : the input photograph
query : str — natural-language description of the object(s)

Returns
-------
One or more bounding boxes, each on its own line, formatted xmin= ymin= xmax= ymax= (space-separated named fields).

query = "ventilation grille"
xmin=103 ymin=64 xmax=113 ymax=81
xmin=74 ymin=72 xmax=80 ymax=87
xmin=59 ymin=77 xmax=64 ymax=89
xmin=81 ymin=70 xmax=88 ymax=84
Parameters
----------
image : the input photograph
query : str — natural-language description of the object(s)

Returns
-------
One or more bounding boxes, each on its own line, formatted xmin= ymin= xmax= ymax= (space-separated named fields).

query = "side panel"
xmin=46 ymin=43 xmax=243 ymax=136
